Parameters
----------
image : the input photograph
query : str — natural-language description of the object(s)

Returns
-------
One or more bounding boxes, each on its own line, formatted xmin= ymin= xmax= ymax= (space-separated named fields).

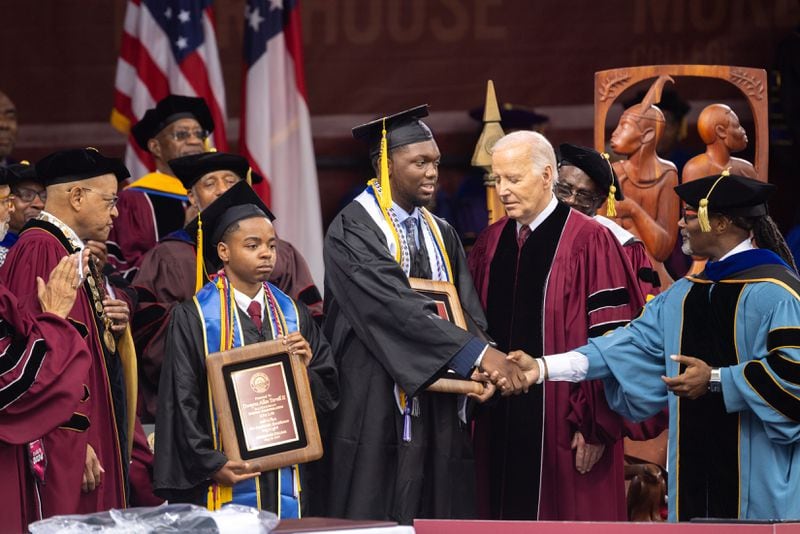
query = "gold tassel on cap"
xmin=378 ymin=118 xmax=392 ymax=211
xmin=697 ymin=168 xmax=730 ymax=233
xmin=606 ymin=185 xmax=617 ymax=217
xmin=601 ymin=152 xmax=617 ymax=217
xmin=246 ymin=167 xmax=253 ymax=186
xmin=195 ymin=213 xmax=205 ymax=293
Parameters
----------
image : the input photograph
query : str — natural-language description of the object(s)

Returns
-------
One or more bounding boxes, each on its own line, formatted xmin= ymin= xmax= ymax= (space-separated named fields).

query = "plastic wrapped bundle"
xmin=29 ymin=503 xmax=279 ymax=533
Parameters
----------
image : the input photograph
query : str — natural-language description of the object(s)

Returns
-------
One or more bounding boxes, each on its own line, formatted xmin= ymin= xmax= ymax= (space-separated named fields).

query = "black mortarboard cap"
xmin=674 ymin=173 xmax=774 ymax=218
xmin=0 ymin=166 xmax=18 ymax=186
xmin=352 ymin=105 xmax=434 ymax=159
xmin=558 ymin=143 xmax=624 ymax=201
xmin=469 ymin=103 xmax=549 ymax=131
xmin=185 ymin=180 xmax=275 ymax=271
xmin=169 ymin=152 xmax=250 ymax=190
xmin=131 ymin=95 xmax=214 ymax=151
xmin=36 ymin=148 xmax=130 ymax=186
xmin=5 ymin=161 xmax=39 ymax=184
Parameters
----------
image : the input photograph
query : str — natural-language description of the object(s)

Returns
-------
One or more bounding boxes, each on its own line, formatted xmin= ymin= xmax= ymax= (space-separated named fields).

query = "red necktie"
xmin=247 ymin=300 xmax=263 ymax=332
xmin=518 ymin=224 xmax=532 ymax=249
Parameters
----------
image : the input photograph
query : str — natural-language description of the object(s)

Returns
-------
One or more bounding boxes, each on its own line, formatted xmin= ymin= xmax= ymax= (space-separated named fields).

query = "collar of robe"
xmin=704 ymin=248 xmax=790 ymax=282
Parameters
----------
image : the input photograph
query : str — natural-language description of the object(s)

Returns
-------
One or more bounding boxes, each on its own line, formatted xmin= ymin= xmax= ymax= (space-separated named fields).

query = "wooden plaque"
xmin=206 ymin=339 xmax=322 ymax=473
xmin=409 ymin=278 xmax=484 ymax=396
xmin=408 ymin=278 xmax=467 ymax=329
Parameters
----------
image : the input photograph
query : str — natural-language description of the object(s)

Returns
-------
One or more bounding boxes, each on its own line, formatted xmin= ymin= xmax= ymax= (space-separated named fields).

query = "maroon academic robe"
xmin=0 ymin=286 xmax=92 ymax=533
xmin=469 ymin=205 xmax=640 ymax=521
xmin=106 ymin=189 xmax=186 ymax=279
xmin=0 ymin=219 xmax=128 ymax=517
xmin=131 ymin=231 xmax=323 ymax=421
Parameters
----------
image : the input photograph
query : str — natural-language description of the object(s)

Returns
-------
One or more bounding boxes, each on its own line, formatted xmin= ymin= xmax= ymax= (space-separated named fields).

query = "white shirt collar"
xmin=38 ymin=211 xmax=84 ymax=249
xmin=717 ymin=238 xmax=755 ymax=262
xmin=516 ymin=194 xmax=557 ymax=234
xmin=233 ymin=285 xmax=266 ymax=321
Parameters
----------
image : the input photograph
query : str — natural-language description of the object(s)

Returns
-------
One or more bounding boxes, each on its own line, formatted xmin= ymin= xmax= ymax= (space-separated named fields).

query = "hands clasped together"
xmin=467 ymin=347 xmax=541 ymax=402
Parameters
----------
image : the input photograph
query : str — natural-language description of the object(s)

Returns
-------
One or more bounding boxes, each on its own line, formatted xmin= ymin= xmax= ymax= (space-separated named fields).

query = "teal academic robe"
xmin=580 ymin=249 xmax=800 ymax=521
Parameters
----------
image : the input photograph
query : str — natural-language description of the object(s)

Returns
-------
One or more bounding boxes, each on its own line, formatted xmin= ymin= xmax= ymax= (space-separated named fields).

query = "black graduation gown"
xmin=153 ymin=296 xmax=338 ymax=514
xmin=322 ymin=200 xmax=487 ymax=524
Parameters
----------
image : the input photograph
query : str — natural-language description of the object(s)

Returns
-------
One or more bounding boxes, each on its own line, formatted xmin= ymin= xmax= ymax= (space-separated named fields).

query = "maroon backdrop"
xmin=0 ymin=0 xmax=798 ymax=229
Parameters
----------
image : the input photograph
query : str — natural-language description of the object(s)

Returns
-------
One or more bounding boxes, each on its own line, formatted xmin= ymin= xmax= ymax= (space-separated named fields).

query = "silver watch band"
xmin=708 ymin=367 xmax=722 ymax=393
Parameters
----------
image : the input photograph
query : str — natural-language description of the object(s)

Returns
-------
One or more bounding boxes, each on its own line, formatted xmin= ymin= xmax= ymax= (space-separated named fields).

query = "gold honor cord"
xmin=195 ymin=214 xmax=206 ymax=293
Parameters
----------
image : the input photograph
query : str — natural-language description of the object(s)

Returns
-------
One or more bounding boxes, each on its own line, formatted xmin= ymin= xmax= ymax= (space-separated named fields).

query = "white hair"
xmin=492 ymin=130 xmax=557 ymax=178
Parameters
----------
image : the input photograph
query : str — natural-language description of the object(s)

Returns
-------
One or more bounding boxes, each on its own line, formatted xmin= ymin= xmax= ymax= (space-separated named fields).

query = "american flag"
xmin=111 ymin=0 xmax=229 ymax=179
xmin=240 ymin=0 xmax=324 ymax=287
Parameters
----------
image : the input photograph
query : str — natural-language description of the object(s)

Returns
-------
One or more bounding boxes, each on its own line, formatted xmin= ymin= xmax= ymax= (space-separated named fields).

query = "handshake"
xmin=468 ymin=347 xmax=540 ymax=402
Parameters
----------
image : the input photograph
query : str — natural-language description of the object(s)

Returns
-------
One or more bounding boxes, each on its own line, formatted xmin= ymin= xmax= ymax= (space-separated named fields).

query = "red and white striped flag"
xmin=111 ymin=0 xmax=229 ymax=179
xmin=240 ymin=0 xmax=324 ymax=287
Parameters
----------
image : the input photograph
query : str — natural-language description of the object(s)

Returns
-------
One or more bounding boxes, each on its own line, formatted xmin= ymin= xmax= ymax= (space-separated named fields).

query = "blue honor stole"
xmin=194 ymin=275 xmax=302 ymax=518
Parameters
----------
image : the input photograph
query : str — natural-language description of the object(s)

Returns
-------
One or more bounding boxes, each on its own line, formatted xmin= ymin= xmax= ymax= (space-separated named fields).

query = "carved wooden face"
xmin=722 ymin=111 xmax=748 ymax=153
xmin=610 ymin=113 xmax=644 ymax=156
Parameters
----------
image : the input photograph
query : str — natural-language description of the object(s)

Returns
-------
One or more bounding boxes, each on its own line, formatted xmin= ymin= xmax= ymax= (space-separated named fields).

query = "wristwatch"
xmin=708 ymin=367 xmax=722 ymax=393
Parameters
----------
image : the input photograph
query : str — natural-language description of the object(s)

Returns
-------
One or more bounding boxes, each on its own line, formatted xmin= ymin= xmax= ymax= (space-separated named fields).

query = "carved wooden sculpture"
xmin=682 ymin=103 xmax=759 ymax=183
xmin=608 ymin=75 xmax=680 ymax=288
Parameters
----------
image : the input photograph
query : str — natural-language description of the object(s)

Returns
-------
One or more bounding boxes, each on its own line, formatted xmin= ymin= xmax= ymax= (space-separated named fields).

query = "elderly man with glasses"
xmin=107 ymin=95 xmax=215 ymax=279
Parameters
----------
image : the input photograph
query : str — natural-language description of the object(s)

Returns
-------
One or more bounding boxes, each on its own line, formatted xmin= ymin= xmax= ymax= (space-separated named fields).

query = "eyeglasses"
xmin=0 ymin=193 xmax=15 ymax=207
xmin=681 ymin=207 xmax=698 ymax=223
xmin=554 ymin=182 xmax=603 ymax=205
xmin=69 ymin=187 xmax=119 ymax=210
xmin=13 ymin=187 xmax=47 ymax=203
xmin=167 ymin=128 xmax=209 ymax=142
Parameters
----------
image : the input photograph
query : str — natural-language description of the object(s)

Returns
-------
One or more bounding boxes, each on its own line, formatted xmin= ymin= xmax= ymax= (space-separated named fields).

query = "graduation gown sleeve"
xmin=578 ymin=287 xmax=672 ymax=423
xmin=324 ymin=205 xmax=479 ymax=397
xmin=153 ymin=301 xmax=227 ymax=501
xmin=719 ymin=286 xmax=800 ymax=443
xmin=0 ymin=285 xmax=92 ymax=442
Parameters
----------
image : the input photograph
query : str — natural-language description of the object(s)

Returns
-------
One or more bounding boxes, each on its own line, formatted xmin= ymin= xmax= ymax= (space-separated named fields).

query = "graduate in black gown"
xmin=153 ymin=183 xmax=338 ymax=517
xmin=322 ymin=105 xmax=523 ymax=524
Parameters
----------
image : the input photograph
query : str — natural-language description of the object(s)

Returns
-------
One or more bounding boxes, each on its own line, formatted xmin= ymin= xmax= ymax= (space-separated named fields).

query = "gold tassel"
xmin=606 ymin=185 xmax=617 ymax=217
xmin=246 ymin=167 xmax=253 ymax=186
xmin=698 ymin=168 xmax=730 ymax=233
xmin=601 ymin=152 xmax=617 ymax=217
xmin=378 ymin=118 xmax=392 ymax=211
xmin=698 ymin=198 xmax=711 ymax=232
xmin=195 ymin=213 xmax=205 ymax=293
